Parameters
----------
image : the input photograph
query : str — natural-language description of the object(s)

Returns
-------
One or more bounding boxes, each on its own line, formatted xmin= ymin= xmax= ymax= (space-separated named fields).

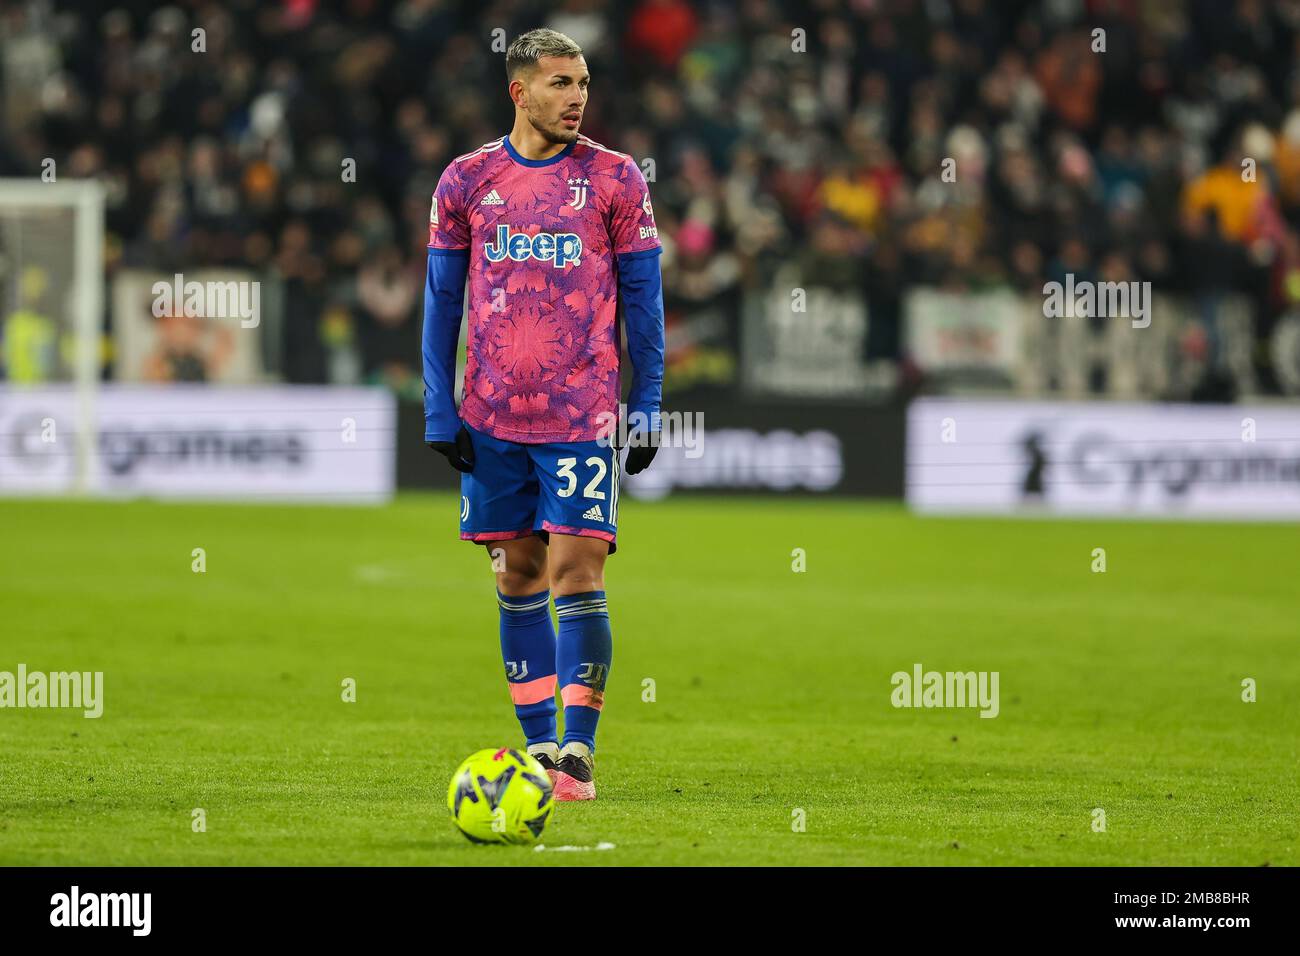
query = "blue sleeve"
xmin=616 ymin=247 xmax=665 ymax=433
xmin=422 ymin=247 xmax=469 ymax=443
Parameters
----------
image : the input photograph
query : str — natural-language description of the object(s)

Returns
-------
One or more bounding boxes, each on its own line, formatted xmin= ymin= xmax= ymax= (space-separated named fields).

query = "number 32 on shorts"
xmin=555 ymin=453 xmax=619 ymax=518
xmin=556 ymin=456 xmax=607 ymax=498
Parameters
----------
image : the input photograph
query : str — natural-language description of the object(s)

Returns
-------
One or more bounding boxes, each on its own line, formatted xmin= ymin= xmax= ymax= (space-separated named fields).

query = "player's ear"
xmin=507 ymin=68 xmax=532 ymax=107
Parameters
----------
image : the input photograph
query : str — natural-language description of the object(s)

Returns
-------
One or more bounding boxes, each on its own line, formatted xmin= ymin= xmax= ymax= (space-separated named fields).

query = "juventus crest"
xmin=505 ymin=660 xmax=529 ymax=680
xmin=567 ymin=177 xmax=590 ymax=210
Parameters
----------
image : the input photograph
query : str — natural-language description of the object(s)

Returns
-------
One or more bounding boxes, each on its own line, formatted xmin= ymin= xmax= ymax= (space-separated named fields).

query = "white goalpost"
xmin=0 ymin=178 xmax=104 ymax=493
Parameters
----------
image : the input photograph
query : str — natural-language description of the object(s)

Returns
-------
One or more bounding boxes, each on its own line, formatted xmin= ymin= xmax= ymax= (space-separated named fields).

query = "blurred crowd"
xmin=4 ymin=0 xmax=1300 ymax=393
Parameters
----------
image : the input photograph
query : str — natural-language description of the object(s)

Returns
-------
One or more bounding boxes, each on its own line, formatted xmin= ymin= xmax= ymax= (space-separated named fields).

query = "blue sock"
xmin=498 ymin=590 xmax=557 ymax=747
xmin=555 ymin=590 xmax=612 ymax=752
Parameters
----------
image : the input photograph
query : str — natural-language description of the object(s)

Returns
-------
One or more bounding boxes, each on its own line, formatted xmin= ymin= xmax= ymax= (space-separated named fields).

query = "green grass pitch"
xmin=1 ymin=494 xmax=1296 ymax=866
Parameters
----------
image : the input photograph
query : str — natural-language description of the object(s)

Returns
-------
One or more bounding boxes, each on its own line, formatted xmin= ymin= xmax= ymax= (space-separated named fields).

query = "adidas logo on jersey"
xmin=582 ymin=504 xmax=605 ymax=522
xmin=480 ymin=189 xmax=505 ymax=206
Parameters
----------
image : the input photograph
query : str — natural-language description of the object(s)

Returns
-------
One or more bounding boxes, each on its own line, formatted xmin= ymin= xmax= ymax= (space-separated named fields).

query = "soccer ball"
xmin=447 ymin=747 xmax=554 ymax=845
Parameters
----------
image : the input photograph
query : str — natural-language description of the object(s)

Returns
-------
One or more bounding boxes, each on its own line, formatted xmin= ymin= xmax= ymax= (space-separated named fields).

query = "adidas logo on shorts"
xmin=582 ymin=504 xmax=604 ymax=522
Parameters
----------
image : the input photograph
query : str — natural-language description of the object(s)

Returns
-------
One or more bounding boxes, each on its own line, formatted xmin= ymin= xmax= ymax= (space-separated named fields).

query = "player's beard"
xmin=527 ymin=106 xmax=578 ymax=145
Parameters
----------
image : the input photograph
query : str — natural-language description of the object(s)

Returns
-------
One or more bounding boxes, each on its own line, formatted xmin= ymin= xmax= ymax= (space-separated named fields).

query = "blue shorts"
xmin=458 ymin=422 xmax=620 ymax=554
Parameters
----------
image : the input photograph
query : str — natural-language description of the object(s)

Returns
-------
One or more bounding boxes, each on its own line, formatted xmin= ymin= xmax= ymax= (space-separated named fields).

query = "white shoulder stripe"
xmin=453 ymin=136 xmax=507 ymax=164
xmin=577 ymin=135 xmax=631 ymax=161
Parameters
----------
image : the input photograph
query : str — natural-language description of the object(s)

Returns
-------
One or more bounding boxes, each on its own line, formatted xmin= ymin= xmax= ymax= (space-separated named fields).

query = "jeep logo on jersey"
xmin=483 ymin=224 xmax=582 ymax=268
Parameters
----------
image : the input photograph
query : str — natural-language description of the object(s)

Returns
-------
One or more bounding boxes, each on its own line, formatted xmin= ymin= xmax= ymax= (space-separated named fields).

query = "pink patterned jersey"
xmin=428 ymin=134 xmax=662 ymax=443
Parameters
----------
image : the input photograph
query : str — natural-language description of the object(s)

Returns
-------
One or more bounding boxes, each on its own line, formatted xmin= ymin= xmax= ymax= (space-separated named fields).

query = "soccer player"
xmin=421 ymin=29 xmax=664 ymax=801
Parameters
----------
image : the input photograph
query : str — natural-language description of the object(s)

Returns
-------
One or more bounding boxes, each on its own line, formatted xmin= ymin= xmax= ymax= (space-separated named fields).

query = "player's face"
xmin=523 ymin=55 xmax=589 ymax=144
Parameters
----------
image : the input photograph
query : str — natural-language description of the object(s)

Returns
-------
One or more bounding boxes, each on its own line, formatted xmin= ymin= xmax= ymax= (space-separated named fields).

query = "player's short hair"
xmin=506 ymin=29 xmax=583 ymax=82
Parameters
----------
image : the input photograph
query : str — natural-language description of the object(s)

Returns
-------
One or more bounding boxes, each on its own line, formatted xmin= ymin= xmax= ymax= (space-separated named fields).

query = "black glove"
xmin=428 ymin=425 xmax=475 ymax=473
xmin=622 ymin=431 xmax=660 ymax=475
